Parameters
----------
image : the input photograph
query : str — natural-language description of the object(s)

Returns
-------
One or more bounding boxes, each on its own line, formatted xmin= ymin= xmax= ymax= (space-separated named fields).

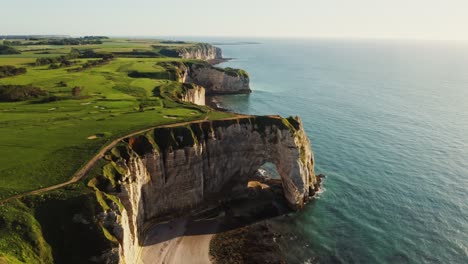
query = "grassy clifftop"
xmin=0 ymin=37 xmax=236 ymax=263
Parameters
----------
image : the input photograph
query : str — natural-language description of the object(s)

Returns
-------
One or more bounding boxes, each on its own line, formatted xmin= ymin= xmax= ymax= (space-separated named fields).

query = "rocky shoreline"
xmin=208 ymin=57 xmax=232 ymax=65
xmin=208 ymin=173 xmax=325 ymax=264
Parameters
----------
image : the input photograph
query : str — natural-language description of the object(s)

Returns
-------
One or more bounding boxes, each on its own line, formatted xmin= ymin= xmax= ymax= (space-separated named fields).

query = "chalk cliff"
xmin=177 ymin=43 xmax=222 ymax=60
xmin=158 ymin=61 xmax=251 ymax=95
xmin=181 ymin=83 xmax=206 ymax=105
xmin=185 ymin=64 xmax=251 ymax=95
xmin=93 ymin=116 xmax=318 ymax=263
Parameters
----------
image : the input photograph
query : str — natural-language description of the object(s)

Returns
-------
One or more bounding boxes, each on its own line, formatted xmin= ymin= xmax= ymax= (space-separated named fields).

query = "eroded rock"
xmin=97 ymin=116 xmax=316 ymax=263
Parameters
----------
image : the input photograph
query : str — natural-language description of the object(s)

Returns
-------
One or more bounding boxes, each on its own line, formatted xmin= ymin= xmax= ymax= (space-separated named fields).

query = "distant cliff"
xmin=185 ymin=64 xmax=251 ymax=95
xmin=176 ymin=43 xmax=222 ymax=60
xmin=89 ymin=116 xmax=318 ymax=263
xmin=157 ymin=61 xmax=251 ymax=95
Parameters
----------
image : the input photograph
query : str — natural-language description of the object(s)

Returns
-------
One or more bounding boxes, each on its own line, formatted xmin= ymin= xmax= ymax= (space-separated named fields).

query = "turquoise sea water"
xmin=207 ymin=38 xmax=468 ymax=263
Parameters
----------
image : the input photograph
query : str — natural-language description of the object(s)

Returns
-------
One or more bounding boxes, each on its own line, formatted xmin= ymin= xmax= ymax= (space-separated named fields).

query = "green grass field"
xmin=0 ymin=37 xmax=239 ymax=264
xmin=0 ymin=38 xmax=234 ymax=200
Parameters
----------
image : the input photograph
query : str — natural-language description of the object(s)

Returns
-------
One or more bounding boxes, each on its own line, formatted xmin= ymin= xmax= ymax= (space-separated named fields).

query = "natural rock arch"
xmin=98 ymin=116 xmax=317 ymax=264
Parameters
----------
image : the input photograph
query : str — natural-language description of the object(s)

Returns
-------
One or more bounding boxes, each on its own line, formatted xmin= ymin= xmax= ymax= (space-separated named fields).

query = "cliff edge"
xmin=89 ymin=115 xmax=318 ymax=263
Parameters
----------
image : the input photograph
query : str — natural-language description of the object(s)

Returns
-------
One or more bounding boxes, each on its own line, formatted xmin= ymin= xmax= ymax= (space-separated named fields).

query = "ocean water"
xmin=206 ymin=38 xmax=468 ymax=263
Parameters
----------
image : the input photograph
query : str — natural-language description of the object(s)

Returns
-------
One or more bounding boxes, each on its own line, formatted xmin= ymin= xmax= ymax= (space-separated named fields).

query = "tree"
xmin=0 ymin=85 xmax=46 ymax=101
xmin=0 ymin=44 xmax=20 ymax=55
xmin=0 ymin=65 xmax=27 ymax=78
xmin=71 ymin=86 xmax=83 ymax=97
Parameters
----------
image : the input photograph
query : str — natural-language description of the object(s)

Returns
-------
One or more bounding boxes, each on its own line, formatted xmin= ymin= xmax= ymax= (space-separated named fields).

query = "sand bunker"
xmin=87 ymin=133 xmax=106 ymax=140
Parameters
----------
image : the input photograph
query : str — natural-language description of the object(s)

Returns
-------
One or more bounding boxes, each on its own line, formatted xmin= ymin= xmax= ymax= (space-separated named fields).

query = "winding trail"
xmin=0 ymin=115 xmax=251 ymax=205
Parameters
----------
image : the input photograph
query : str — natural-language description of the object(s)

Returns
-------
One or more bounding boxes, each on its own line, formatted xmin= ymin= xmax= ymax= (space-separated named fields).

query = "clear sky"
xmin=1 ymin=0 xmax=467 ymax=41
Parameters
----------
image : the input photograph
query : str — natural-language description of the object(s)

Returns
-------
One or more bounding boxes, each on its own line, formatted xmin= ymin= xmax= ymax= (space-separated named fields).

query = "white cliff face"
xmin=177 ymin=45 xmax=222 ymax=60
xmin=116 ymin=155 xmax=151 ymax=264
xmin=99 ymin=116 xmax=317 ymax=263
xmin=158 ymin=61 xmax=250 ymax=95
xmin=186 ymin=66 xmax=251 ymax=95
xmin=182 ymin=85 xmax=205 ymax=105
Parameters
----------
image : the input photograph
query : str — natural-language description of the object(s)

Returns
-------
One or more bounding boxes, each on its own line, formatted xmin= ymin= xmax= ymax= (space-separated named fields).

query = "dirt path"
xmin=0 ymin=115 xmax=251 ymax=204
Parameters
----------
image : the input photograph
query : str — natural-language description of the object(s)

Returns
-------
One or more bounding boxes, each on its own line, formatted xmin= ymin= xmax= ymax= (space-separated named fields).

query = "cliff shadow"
xmin=141 ymin=163 xmax=292 ymax=247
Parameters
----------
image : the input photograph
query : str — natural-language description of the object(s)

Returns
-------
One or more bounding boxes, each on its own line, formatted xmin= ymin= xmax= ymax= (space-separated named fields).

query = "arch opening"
xmin=204 ymin=161 xmax=292 ymax=221
xmin=256 ymin=162 xmax=281 ymax=180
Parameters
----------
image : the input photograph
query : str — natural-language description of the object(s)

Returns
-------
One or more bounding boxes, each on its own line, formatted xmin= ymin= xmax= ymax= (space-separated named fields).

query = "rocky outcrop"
xmin=157 ymin=61 xmax=251 ymax=95
xmin=177 ymin=43 xmax=222 ymax=60
xmin=95 ymin=116 xmax=317 ymax=263
xmin=185 ymin=64 xmax=251 ymax=95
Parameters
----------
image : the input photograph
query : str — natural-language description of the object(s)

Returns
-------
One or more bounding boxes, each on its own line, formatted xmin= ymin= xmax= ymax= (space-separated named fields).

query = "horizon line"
xmin=2 ymin=34 xmax=468 ymax=44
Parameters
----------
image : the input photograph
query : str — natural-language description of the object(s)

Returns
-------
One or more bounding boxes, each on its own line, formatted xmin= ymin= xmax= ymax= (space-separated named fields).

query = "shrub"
xmin=0 ymin=84 xmax=47 ymax=102
xmin=49 ymin=63 xmax=60 ymax=69
xmin=158 ymin=48 xmax=180 ymax=57
xmin=71 ymin=86 xmax=83 ymax=97
xmin=35 ymin=49 xmax=111 ymax=67
xmin=77 ymin=49 xmax=114 ymax=59
xmin=112 ymin=50 xmax=160 ymax=58
xmin=0 ymin=44 xmax=20 ymax=54
xmin=222 ymin=67 xmax=249 ymax=78
xmin=68 ymin=58 xmax=112 ymax=72
xmin=0 ymin=65 xmax=27 ymax=78
xmin=39 ymin=95 xmax=62 ymax=103
xmin=36 ymin=56 xmax=69 ymax=66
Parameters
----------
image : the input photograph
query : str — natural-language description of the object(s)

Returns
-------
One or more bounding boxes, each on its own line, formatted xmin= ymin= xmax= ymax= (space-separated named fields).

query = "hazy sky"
xmin=2 ymin=0 xmax=467 ymax=41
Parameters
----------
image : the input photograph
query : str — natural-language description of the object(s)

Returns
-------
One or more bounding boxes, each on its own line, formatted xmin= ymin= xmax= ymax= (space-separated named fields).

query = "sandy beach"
xmin=139 ymin=217 xmax=219 ymax=264
xmin=138 ymin=178 xmax=291 ymax=264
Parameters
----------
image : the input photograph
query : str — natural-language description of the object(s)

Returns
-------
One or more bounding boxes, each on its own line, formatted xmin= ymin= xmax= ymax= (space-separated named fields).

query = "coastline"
xmin=208 ymin=57 xmax=232 ymax=65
